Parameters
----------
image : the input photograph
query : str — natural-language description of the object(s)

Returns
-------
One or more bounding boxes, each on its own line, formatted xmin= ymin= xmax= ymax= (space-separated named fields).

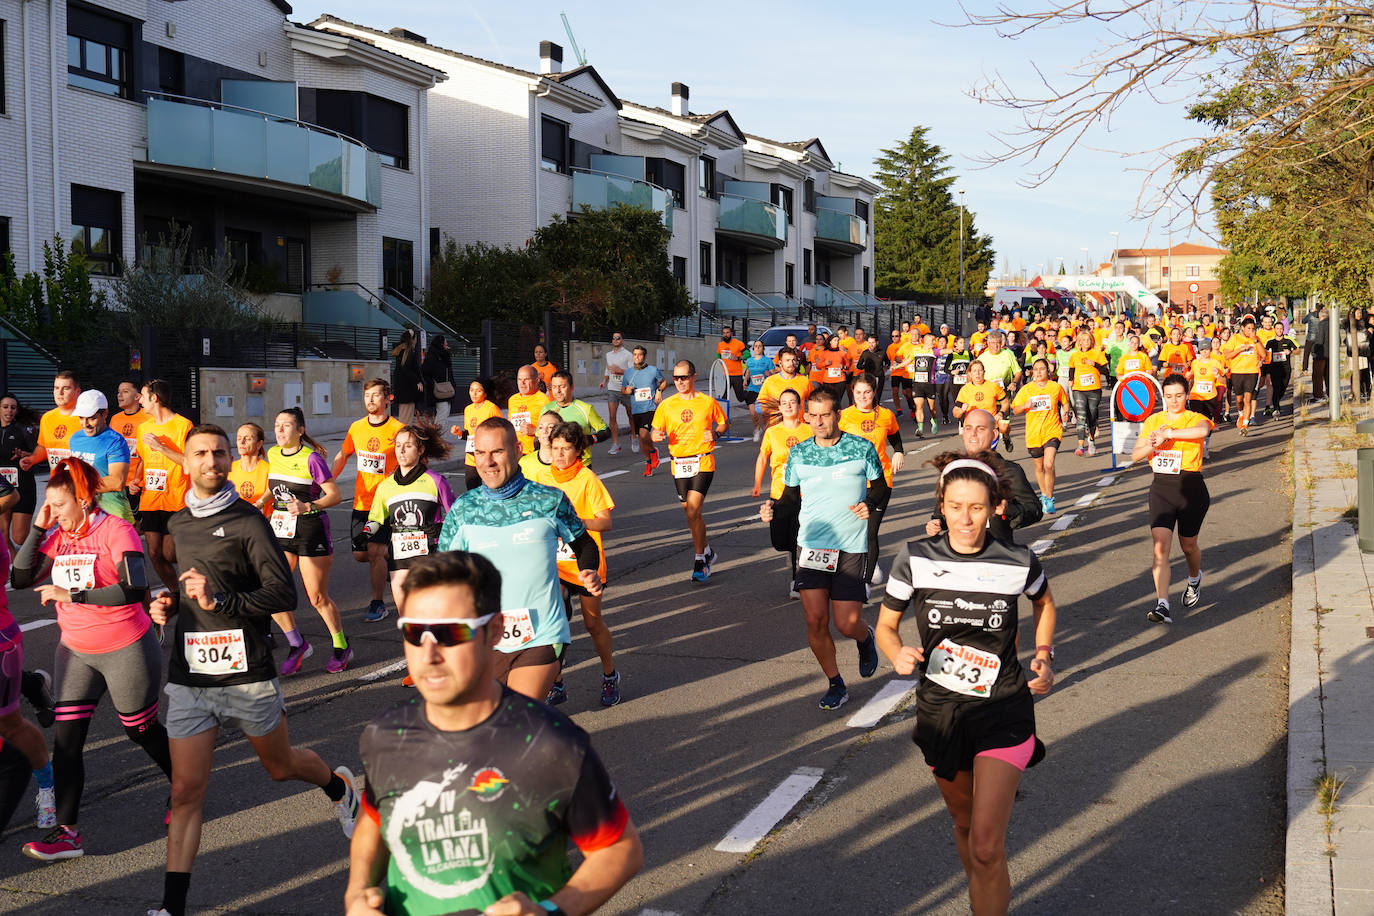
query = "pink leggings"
xmin=975 ymin=735 xmax=1036 ymax=770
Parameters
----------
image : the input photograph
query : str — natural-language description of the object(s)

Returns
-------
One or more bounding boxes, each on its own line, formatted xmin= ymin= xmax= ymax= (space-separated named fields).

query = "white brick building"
xmin=311 ymin=17 xmax=878 ymax=315
xmin=0 ymin=0 xmax=443 ymax=317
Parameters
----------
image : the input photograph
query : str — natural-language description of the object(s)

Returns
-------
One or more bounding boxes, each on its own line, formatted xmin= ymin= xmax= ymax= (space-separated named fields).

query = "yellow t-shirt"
xmin=135 ymin=413 xmax=194 ymax=512
xmin=839 ymin=406 xmax=901 ymax=484
xmin=1141 ymin=409 xmax=1212 ymax=474
xmin=547 ymin=464 xmax=614 ymax=584
xmin=956 ymin=380 xmax=1006 ymax=413
xmin=1068 ymin=349 xmax=1107 ymax=391
xmin=758 ymin=422 xmax=813 ymax=499
xmin=38 ymin=408 xmax=78 ymax=470
xmin=461 ymin=400 xmax=503 ymax=467
xmin=1011 ymin=380 xmax=1068 ymax=448
xmin=507 ymin=391 xmax=552 ymax=454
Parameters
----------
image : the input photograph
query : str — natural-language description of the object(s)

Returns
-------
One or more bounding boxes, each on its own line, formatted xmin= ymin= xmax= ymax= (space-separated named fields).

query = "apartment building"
xmin=1115 ymin=242 xmax=1229 ymax=313
xmin=0 ymin=0 xmax=442 ymax=312
xmin=311 ymin=17 xmax=878 ymax=315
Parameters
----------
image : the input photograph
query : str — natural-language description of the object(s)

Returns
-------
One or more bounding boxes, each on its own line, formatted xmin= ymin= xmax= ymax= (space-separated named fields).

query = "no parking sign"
xmin=1110 ymin=371 xmax=1163 ymax=468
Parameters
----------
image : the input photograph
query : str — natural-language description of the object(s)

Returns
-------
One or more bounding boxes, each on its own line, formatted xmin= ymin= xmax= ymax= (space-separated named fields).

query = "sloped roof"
xmin=1118 ymin=242 xmax=1229 ymax=257
xmin=549 ymin=65 xmax=622 ymax=109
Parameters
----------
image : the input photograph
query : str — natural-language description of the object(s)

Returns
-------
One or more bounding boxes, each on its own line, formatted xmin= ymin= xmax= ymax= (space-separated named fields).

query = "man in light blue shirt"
xmin=66 ymin=389 xmax=133 ymax=523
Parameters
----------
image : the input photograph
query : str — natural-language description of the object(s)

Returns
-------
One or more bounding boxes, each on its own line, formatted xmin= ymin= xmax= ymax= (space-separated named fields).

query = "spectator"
xmin=390 ymin=330 xmax=423 ymax=425
xmin=422 ymin=335 xmax=456 ymax=430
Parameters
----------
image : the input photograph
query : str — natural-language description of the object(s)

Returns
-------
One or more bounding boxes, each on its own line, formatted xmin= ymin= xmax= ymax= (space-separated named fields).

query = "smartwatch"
xmin=69 ymin=588 xmax=88 ymax=604
xmin=538 ymin=902 xmax=566 ymax=916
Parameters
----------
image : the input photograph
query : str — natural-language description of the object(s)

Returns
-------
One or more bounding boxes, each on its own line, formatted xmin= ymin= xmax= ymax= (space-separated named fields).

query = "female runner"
xmin=839 ymin=374 xmax=903 ymax=585
xmin=753 ymin=387 xmax=814 ymax=599
xmin=0 ymin=394 xmax=40 ymax=550
xmin=1067 ymin=330 xmax=1108 ymax=457
xmin=228 ymin=423 xmax=272 ymax=516
xmin=1011 ymin=359 xmax=1069 ymax=514
xmin=450 ymin=378 xmax=502 ymax=491
xmin=876 ymin=452 xmax=1056 ymax=916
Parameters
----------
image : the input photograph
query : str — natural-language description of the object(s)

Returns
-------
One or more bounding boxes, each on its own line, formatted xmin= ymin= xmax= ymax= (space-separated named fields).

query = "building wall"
xmin=199 ymin=357 xmax=389 ymax=437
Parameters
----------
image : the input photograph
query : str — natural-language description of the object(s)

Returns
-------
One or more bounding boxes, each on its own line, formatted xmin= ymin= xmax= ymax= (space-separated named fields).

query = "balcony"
xmin=142 ymin=94 xmax=380 ymax=211
xmin=815 ymin=207 xmax=867 ymax=255
xmin=571 ymin=168 xmax=674 ymax=231
xmin=717 ymin=194 xmax=787 ymax=250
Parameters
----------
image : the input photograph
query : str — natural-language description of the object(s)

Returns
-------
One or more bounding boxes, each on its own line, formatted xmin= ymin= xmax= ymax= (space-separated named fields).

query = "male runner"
xmin=66 ymin=390 xmax=134 ymax=523
xmin=22 ymin=371 xmax=81 ymax=472
xmin=621 ymin=346 xmax=666 ymax=475
xmin=717 ymin=325 xmax=747 ymax=407
xmin=651 ymin=361 xmax=728 ymax=583
xmin=111 ymin=380 xmax=151 ymax=518
xmin=1222 ymin=318 xmax=1265 ymax=435
xmin=907 ymin=332 xmax=939 ymax=437
xmin=542 ymin=372 xmax=610 ymax=466
xmin=926 ymin=408 xmax=1043 ymax=544
xmin=760 ymin=389 xmax=884 ymax=710
xmin=437 ymin=418 xmax=603 ymax=702
xmin=134 ymin=380 xmax=193 ymax=591
xmin=758 ymin=348 xmax=813 ymax=409
xmin=333 ymin=379 xmax=405 ymax=622
xmin=148 ymin=424 xmax=359 ymax=916
xmin=346 ymin=551 xmax=642 ymax=916
xmin=508 ymin=365 xmax=553 ymax=456
xmin=887 ymin=329 xmax=915 ymax=418
xmin=600 ymin=332 xmax=634 ymax=455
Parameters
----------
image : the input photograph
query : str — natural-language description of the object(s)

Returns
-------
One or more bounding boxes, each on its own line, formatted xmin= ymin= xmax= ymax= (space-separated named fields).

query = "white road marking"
xmin=715 ymin=766 xmax=825 ymax=853
xmin=598 ymin=470 xmax=628 ymax=479
xmin=358 ymin=659 xmax=407 ymax=682
xmin=1030 ymin=539 xmax=1054 ymax=556
xmin=1098 ymin=475 xmax=1116 ymax=486
xmin=846 ymin=678 xmax=918 ymax=728
xmin=1050 ymin=513 xmax=1077 ymax=532
xmin=639 ymin=910 xmax=680 ymax=916
xmin=20 ymin=619 xmax=56 ymax=632
xmin=1074 ymin=492 xmax=1099 ymax=507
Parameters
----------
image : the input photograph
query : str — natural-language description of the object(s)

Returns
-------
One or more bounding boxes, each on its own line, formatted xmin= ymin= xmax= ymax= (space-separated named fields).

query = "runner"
xmin=953 ymin=361 xmax=1010 ymax=449
xmin=111 ymin=380 xmax=150 ymax=523
xmin=23 ymin=371 xmax=80 ymax=472
xmin=11 ymin=458 xmax=172 ymax=862
xmin=334 ymin=379 xmax=405 ymax=623
xmin=229 ymin=424 xmax=272 ymax=517
xmin=452 ymin=379 xmax=503 ymax=491
xmin=1011 ymin=359 xmax=1070 ymax=514
xmin=651 ymin=361 xmax=728 ymax=583
xmin=926 ymin=409 xmax=1043 ymax=545
xmin=974 ymin=331 xmax=1024 ymax=444
xmin=519 ymin=411 xmax=561 ymax=484
xmin=839 ymin=375 xmax=904 ymax=585
xmin=1114 ymin=333 xmax=1153 ymax=377
xmin=877 ymin=453 xmax=1056 ymax=916
xmin=753 ymin=388 xmax=814 ymax=599
xmin=66 ymin=390 xmax=135 ymax=524
xmin=758 ymin=347 xmax=813 ymax=415
xmin=147 ymin=424 xmax=359 ymax=916
xmin=856 ymin=335 xmax=885 ymax=407
xmin=542 ymin=371 xmax=610 ymax=467
xmin=437 ymin=418 xmax=604 ymax=702
xmin=759 ymin=389 xmax=884 ymax=709
xmin=0 ymin=393 xmax=40 ymax=550
xmin=716 ymin=325 xmax=748 ymax=413
xmin=507 ymin=365 xmax=552 ymax=456
xmin=1187 ymin=340 xmax=1227 ymax=427
xmin=1263 ymin=324 xmax=1298 ymax=418
xmin=908 ymin=333 xmax=939 ymax=438
xmin=1131 ymin=374 xmax=1213 ymax=625
xmin=1067 ymin=330 xmax=1109 ymax=457
xmin=888 ymin=328 xmax=916 ymax=418
xmin=621 ymin=346 xmax=666 ymax=476
xmin=744 ymin=339 xmax=776 ymax=441
xmin=543 ymin=422 xmax=621 ymax=708
xmin=1158 ymin=327 xmax=1195 ymax=380
xmin=808 ymin=334 xmax=851 ymax=404
xmin=266 ymin=408 xmax=351 ymax=674
xmin=132 ymin=380 xmax=193 ymax=592
xmin=932 ymin=337 xmax=955 ymax=427
xmin=599 ymin=332 xmax=634 ymax=455
xmin=1222 ymin=318 xmax=1265 ymax=435
xmin=346 ymin=551 xmax=641 ymax=916
xmin=531 ymin=344 xmax=558 ymax=393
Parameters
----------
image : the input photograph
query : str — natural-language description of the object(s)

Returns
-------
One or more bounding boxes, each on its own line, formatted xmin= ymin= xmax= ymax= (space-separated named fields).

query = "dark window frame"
xmin=541 ymin=116 xmax=570 ymax=174
xmin=855 ymin=199 xmax=869 ymax=225
xmin=382 ymin=236 xmax=415 ymax=301
xmin=803 ymin=248 xmax=812 ymax=285
xmin=0 ymin=216 xmax=10 ymax=257
xmin=785 ymin=262 xmax=795 ymax=299
xmin=0 ymin=20 xmax=7 ymax=115
xmin=698 ymin=156 xmax=716 ymax=199
xmin=646 ymin=157 xmax=687 ymax=210
xmin=70 ymin=184 xmax=122 ymax=276
xmin=672 ymin=255 xmax=687 ymax=287
xmin=67 ymin=5 xmax=135 ymax=100
xmin=699 ymin=241 xmax=712 ymax=286
xmin=772 ymin=183 xmax=794 ymax=226
xmin=803 ymin=178 xmax=815 ymax=214
xmin=863 ymin=266 xmax=870 ymax=295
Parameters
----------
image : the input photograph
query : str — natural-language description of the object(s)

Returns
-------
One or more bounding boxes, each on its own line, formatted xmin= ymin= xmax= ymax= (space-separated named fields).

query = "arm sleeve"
xmin=571 ymin=531 xmax=601 ymax=573
xmin=586 ymin=405 xmax=608 ymax=433
xmin=1002 ymin=461 xmax=1044 ymax=530
xmin=219 ymin=519 xmax=297 ymax=617
xmin=885 ymin=430 xmax=904 ymax=453
xmin=307 ymin=450 xmax=333 ymax=485
xmin=10 ymin=525 xmax=50 ymax=588
xmin=431 ymin=471 xmax=457 ymax=515
xmin=566 ymin=744 xmax=630 ymax=853
xmin=864 ymin=474 xmax=891 ymax=512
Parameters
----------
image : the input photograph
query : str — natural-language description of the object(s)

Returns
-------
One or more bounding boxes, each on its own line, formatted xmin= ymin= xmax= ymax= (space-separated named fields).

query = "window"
xmin=541 ymin=117 xmax=569 ymax=174
xmin=699 ymin=242 xmax=712 ymax=285
xmin=785 ymin=263 xmax=795 ymax=299
xmin=646 ymin=157 xmax=686 ymax=209
xmin=1 ymin=20 xmax=7 ymax=115
xmin=803 ymin=178 xmax=815 ymax=214
xmin=698 ymin=156 xmax=716 ymax=199
xmin=803 ymin=248 xmax=812 ymax=285
xmin=672 ymin=256 xmax=687 ymax=286
xmin=1160 ymin=265 xmax=1170 ymax=277
xmin=314 ymin=90 xmax=410 ymax=169
xmin=1186 ymin=264 xmax=1200 ymax=277
xmin=0 ymin=216 xmax=10 ymax=257
xmin=772 ymin=183 xmax=794 ymax=225
xmin=429 ymin=227 xmax=441 ymax=263
xmin=157 ymin=46 xmax=184 ymax=96
xmin=67 ymin=5 xmax=134 ymax=99
xmin=855 ymin=199 xmax=869 ymax=225
xmin=70 ymin=185 xmax=121 ymax=276
xmin=382 ymin=237 xmax=415 ymax=300
xmin=862 ymin=266 xmax=870 ymax=295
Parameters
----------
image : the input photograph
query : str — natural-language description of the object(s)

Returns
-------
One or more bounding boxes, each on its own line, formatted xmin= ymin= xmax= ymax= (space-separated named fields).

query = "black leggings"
xmin=866 ymin=486 xmax=892 ymax=583
xmin=1072 ymin=389 xmax=1102 ymax=439
xmin=935 ymin=381 xmax=954 ymax=421
xmin=1268 ymin=365 xmax=1290 ymax=411
xmin=0 ymin=739 xmax=30 ymax=833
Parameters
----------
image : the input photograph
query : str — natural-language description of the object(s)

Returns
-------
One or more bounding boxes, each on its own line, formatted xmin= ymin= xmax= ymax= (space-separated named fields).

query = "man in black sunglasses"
xmin=349 ymin=551 xmax=642 ymax=916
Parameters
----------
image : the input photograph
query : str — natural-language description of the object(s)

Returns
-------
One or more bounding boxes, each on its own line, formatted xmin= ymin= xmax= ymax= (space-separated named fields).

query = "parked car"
xmin=758 ymin=325 xmax=832 ymax=361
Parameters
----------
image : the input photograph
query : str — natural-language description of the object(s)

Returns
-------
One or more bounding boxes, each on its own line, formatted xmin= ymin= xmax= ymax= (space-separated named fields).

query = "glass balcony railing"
xmin=816 ymin=207 xmax=867 ymax=248
xmin=145 ymin=93 xmax=381 ymax=207
xmin=718 ymin=194 xmax=787 ymax=246
xmin=571 ymin=169 xmax=674 ymax=231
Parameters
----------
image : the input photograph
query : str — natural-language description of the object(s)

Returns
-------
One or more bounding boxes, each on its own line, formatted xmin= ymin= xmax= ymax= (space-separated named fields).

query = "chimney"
xmin=671 ymin=82 xmax=689 ymax=116
xmin=388 ymin=27 xmax=427 ymax=44
xmin=540 ymin=41 xmax=563 ymax=75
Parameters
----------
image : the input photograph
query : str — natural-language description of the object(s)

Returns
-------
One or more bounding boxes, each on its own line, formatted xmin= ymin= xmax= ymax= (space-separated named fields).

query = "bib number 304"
xmin=184 ymin=629 xmax=248 ymax=675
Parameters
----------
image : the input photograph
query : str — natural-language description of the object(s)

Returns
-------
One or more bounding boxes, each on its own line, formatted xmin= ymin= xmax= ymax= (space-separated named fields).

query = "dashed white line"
xmin=1030 ymin=539 xmax=1054 ymax=556
xmin=598 ymin=470 xmax=628 ymax=479
xmin=20 ymin=619 xmax=56 ymax=632
xmin=846 ymin=678 xmax=918 ymax=728
xmin=358 ymin=659 xmax=407 ymax=682
xmin=1073 ymin=492 xmax=1099 ymax=507
xmin=715 ymin=766 xmax=825 ymax=853
xmin=1097 ymin=475 xmax=1116 ymax=486
xmin=1050 ymin=513 xmax=1077 ymax=532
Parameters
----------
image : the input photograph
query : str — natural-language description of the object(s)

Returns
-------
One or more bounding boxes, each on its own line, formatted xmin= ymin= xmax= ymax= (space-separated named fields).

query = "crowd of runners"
xmin=0 ymin=299 xmax=1305 ymax=915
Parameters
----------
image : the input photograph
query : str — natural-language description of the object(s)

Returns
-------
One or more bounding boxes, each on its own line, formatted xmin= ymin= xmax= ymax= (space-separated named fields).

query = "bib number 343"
xmin=925 ymin=639 xmax=1000 ymax=698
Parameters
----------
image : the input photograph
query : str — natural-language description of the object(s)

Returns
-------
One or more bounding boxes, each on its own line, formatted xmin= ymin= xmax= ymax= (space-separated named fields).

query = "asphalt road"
xmin=0 ymin=406 xmax=1292 ymax=915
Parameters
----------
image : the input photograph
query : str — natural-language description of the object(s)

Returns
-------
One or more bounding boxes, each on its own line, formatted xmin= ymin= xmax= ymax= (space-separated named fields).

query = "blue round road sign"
xmin=1114 ymin=376 xmax=1157 ymax=422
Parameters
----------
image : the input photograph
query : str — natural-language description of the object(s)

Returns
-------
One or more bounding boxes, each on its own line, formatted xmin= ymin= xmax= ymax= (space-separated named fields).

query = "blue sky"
xmin=303 ymin=0 xmax=1219 ymax=279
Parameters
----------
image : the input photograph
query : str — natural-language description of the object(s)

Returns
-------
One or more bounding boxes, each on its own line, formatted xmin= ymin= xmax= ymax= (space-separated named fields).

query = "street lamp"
xmin=1109 ymin=231 xmax=1120 ymax=314
xmin=958 ymin=189 xmax=965 ymax=310
xmin=1080 ymin=247 xmax=1090 ymax=275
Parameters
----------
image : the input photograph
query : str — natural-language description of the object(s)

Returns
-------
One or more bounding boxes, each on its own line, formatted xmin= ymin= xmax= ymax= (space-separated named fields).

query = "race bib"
xmin=633 ymin=388 xmax=652 ymax=404
xmin=1194 ymin=379 xmax=1214 ymax=395
xmin=1125 ymin=359 xmax=1144 ymax=372
xmin=144 ymin=468 xmax=168 ymax=492
xmin=0 ymin=467 xmax=16 ymax=486
xmin=913 ymin=371 xmax=929 ymax=383
xmin=53 ymin=553 xmax=96 ymax=591
xmin=356 ymin=450 xmax=386 ymax=475
xmin=184 ymin=629 xmax=248 ymax=676
xmin=465 ymin=436 xmax=476 ymax=454
xmin=391 ymin=530 xmax=429 ymax=559
xmin=270 ymin=510 xmax=298 ymax=539
xmin=672 ymin=455 xmax=701 ymax=479
xmin=751 ymin=374 xmax=765 ymax=386
xmin=1077 ymin=371 xmax=1097 ymax=388
xmin=1027 ymin=394 xmax=1052 ymax=412
xmin=510 ymin=411 xmax=531 ymax=431
xmin=798 ymin=546 xmax=839 ymax=572
xmin=926 ymin=638 xmax=1001 ymax=698
xmin=608 ymin=373 xmax=623 ymax=388
xmin=1151 ymin=449 xmax=1183 ymax=475
xmin=1272 ymin=351 xmax=1288 ymax=362
xmin=826 ymin=367 xmax=844 ymax=380
xmin=496 ymin=609 xmax=534 ymax=652
xmin=953 ymin=373 xmax=967 ymax=384
xmin=555 ymin=538 xmax=576 ymax=562
xmin=46 ymin=448 xmax=70 ymax=471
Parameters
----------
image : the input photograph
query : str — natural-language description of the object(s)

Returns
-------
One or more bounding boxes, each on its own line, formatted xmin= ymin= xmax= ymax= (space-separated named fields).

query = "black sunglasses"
xmin=673 ymin=375 xmax=692 ymax=380
xmin=397 ymin=614 xmax=496 ymax=647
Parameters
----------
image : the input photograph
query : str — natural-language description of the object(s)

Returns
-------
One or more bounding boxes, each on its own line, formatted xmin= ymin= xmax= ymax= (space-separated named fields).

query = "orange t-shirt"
xmin=38 ymin=408 xmax=79 ymax=470
xmin=839 ymin=406 xmax=900 ymax=484
xmin=651 ymin=392 xmax=726 ymax=472
xmin=339 ymin=415 xmax=405 ymax=510
xmin=507 ymin=391 xmax=551 ymax=454
xmin=1189 ymin=357 xmax=1227 ymax=401
xmin=135 ymin=412 xmax=193 ymax=512
xmin=758 ymin=422 xmax=813 ymax=499
xmin=886 ymin=343 xmax=910 ymax=379
xmin=758 ymin=374 xmax=812 ymax=407
xmin=1222 ymin=336 xmax=1264 ymax=375
xmin=548 ymin=464 xmax=614 ymax=584
xmin=1159 ymin=343 xmax=1195 ymax=376
xmin=956 ymin=380 xmax=1005 ymax=413
xmin=461 ymin=400 xmax=503 ymax=467
xmin=229 ymin=457 xmax=272 ymax=517
xmin=717 ymin=338 xmax=747 ymax=376
xmin=1141 ymin=409 xmax=1212 ymax=474
xmin=1116 ymin=352 xmax=1152 ymax=376
xmin=808 ymin=349 xmax=849 ymax=385
xmin=1011 ymin=380 xmax=1068 ymax=448
xmin=532 ymin=361 xmax=558 ymax=391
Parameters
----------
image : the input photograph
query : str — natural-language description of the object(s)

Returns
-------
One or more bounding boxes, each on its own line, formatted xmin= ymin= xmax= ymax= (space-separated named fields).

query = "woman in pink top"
xmin=11 ymin=458 xmax=172 ymax=862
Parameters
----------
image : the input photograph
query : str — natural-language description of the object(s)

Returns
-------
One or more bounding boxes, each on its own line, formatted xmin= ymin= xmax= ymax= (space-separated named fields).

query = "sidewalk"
xmin=1288 ymin=400 xmax=1374 ymax=915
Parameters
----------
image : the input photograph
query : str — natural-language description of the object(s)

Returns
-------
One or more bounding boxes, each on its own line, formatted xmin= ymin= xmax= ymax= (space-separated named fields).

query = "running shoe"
xmin=692 ymin=556 xmax=707 ymax=582
xmin=1003 ymin=435 xmax=1015 ymax=454
xmin=642 ymin=460 xmax=654 ymax=477
xmin=547 ymin=680 xmax=568 ymax=705
xmin=22 ymin=669 xmax=55 ymax=728
xmin=1044 ymin=496 xmax=1056 ymax=514
xmin=22 ymin=826 xmax=82 ymax=861
xmin=916 ymin=427 xmax=926 ymax=439
xmin=326 ymin=647 xmax=353 ymax=673
xmin=857 ymin=628 xmax=879 ymax=678
xmin=363 ymin=600 xmax=389 ymax=623
xmin=753 ymin=428 xmax=762 ymax=442
xmin=332 ymin=767 xmax=360 ymax=839
xmin=401 ymin=674 xmax=415 ymax=688
xmin=818 ymin=684 xmax=849 ymax=710
xmin=607 ymin=444 xmax=622 ymax=456
xmin=703 ymin=546 xmax=717 ymax=576
xmin=1183 ymin=578 xmax=1202 ymax=609
xmin=600 ymin=671 xmax=621 ymax=707
xmin=1147 ymin=601 xmax=1173 ymax=624
xmin=279 ymin=642 xmax=313 ymax=676
xmin=930 ymin=419 xmax=938 ymax=435
xmin=649 ymin=449 xmax=660 ymax=471
xmin=1074 ymin=447 xmax=1085 ymax=457
xmin=789 ymin=580 xmax=800 ymax=600
xmin=630 ymin=438 xmax=641 ymax=453
xmin=36 ymin=785 xmax=55 ymax=829
xmin=148 ymin=909 xmax=173 ymax=916
xmin=1086 ymin=441 xmax=1097 ymax=457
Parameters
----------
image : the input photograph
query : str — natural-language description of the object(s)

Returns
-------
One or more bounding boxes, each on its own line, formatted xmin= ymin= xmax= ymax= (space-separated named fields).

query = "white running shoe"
xmin=869 ymin=564 xmax=886 ymax=586
xmin=333 ymin=767 xmax=360 ymax=838
xmin=607 ymin=444 xmax=623 ymax=456
xmin=630 ymin=438 xmax=640 ymax=453
xmin=753 ymin=428 xmax=762 ymax=442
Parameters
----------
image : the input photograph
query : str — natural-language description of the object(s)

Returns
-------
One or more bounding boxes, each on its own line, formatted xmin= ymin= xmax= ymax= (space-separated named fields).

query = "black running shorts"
xmin=1148 ymin=471 xmax=1210 ymax=538
xmin=1231 ymin=372 xmax=1259 ymax=396
xmin=794 ymin=549 xmax=866 ymax=602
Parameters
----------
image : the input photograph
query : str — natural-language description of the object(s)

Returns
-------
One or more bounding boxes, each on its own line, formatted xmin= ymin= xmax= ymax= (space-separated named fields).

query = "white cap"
xmin=73 ymin=390 xmax=108 ymax=418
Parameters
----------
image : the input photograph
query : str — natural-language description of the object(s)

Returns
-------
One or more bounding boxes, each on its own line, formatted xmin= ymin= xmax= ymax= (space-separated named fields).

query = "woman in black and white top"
xmin=877 ymin=450 xmax=1057 ymax=916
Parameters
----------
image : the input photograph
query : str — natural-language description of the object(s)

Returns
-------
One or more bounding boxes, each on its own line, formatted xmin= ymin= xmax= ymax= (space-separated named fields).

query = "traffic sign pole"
xmin=1109 ymin=371 xmax=1164 ymax=469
